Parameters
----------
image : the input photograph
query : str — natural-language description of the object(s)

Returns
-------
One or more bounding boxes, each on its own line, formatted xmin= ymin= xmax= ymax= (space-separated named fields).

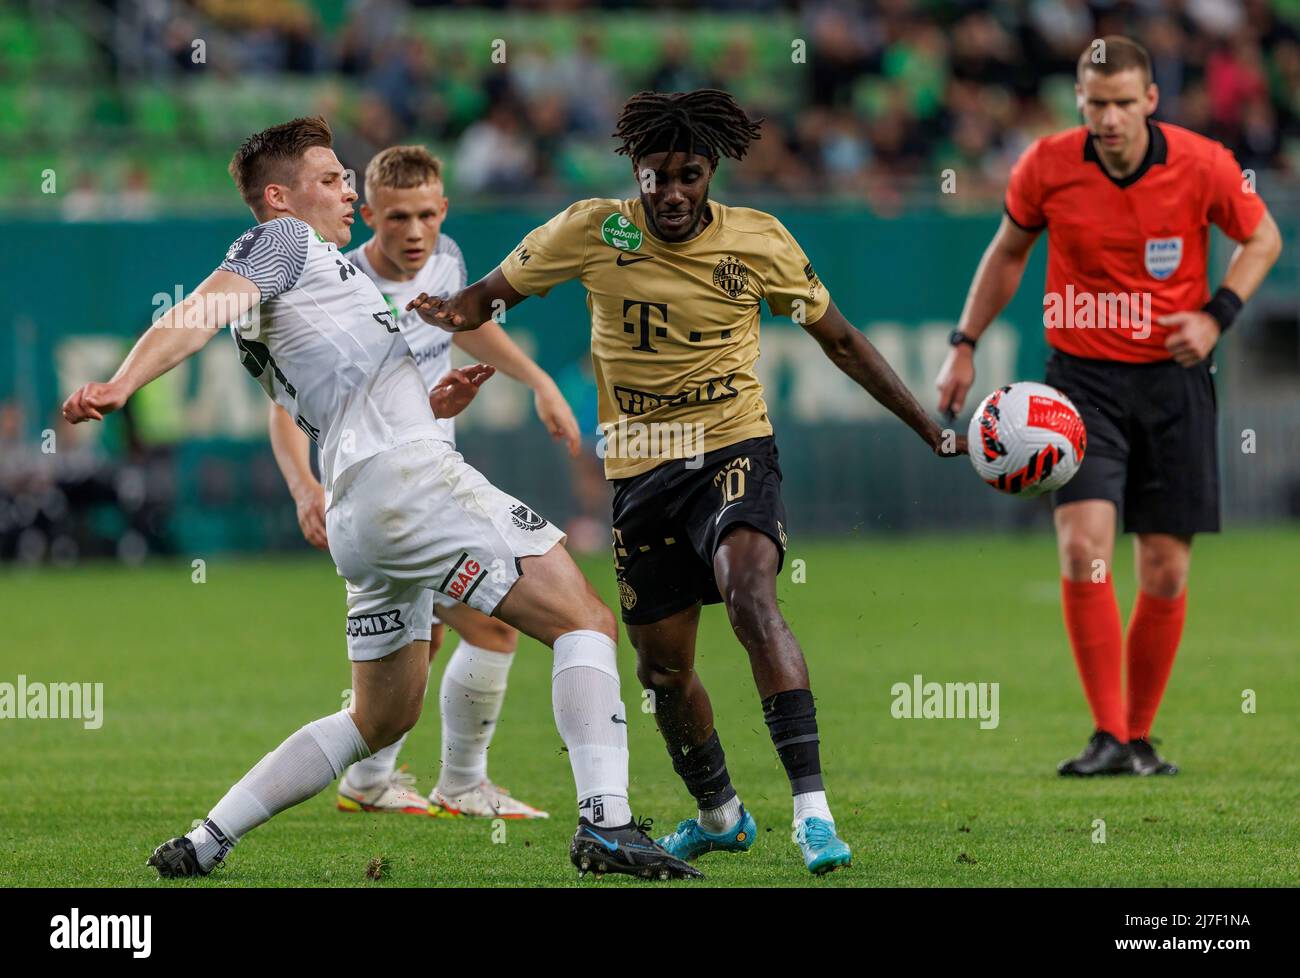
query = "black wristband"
xmin=1202 ymin=286 xmax=1243 ymax=333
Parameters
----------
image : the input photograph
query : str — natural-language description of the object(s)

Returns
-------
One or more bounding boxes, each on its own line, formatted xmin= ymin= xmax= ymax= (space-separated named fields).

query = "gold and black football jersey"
xmin=498 ymin=197 xmax=830 ymax=478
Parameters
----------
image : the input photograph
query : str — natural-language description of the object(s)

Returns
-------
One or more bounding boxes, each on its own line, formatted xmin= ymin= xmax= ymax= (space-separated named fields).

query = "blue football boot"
xmin=793 ymin=816 xmax=852 ymax=875
xmin=656 ymin=805 xmax=757 ymax=861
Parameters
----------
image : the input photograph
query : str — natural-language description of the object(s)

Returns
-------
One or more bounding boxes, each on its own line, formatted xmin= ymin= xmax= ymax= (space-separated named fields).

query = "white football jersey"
xmin=346 ymin=234 xmax=467 ymax=445
xmin=220 ymin=216 xmax=443 ymax=496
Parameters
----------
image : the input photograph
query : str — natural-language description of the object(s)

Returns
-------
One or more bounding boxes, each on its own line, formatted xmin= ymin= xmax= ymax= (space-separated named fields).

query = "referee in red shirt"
xmin=935 ymin=36 xmax=1282 ymax=776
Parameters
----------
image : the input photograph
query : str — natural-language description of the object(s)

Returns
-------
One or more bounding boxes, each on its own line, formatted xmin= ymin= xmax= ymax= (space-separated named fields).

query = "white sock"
xmin=552 ymin=629 xmax=631 ymax=827
xmin=342 ymin=733 xmax=406 ymax=792
xmin=187 ymin=710 xmax=370 ymax=870
xmin=793 ymin=789 xmax=833 ymax=824
xmin=698 ymin=795 xmax=743 ymax=834
xmin=438 ymin=641 xmax=514 ymax=794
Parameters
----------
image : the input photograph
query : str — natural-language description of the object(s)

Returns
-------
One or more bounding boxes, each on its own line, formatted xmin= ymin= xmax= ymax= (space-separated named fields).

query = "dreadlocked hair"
xmin=612 ymin=89 xmax=763 ymax=163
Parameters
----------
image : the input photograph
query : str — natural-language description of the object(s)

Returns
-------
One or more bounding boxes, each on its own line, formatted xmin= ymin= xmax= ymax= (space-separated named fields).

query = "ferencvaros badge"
xmin=713 ymin=255 xmax=750 ymax=298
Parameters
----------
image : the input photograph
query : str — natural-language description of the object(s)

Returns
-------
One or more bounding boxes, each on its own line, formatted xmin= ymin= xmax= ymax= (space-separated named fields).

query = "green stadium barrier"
xmin=2 ymin=205 xmax=1292 ymax=551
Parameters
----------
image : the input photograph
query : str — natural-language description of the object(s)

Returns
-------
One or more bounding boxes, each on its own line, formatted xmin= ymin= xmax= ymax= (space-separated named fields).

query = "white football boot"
xmin=337 ymin=767 xmax=430 ymax=815
xmin=428 ymin=780 xmax=550 ymax=820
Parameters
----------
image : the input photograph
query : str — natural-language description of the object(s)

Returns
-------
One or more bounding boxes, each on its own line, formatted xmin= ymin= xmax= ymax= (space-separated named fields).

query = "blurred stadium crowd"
xmin=4 ymin=0 xmax=1300 ymax=564
xmin=3 ymin=0 xmax=1299 ymax=217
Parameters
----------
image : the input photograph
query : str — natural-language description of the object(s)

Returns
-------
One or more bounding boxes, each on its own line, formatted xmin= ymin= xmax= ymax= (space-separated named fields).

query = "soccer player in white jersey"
xmin=269 ymin=145 xmax=577 ymax=821
xmin=62 ymin=116 xmax=700 ymax=881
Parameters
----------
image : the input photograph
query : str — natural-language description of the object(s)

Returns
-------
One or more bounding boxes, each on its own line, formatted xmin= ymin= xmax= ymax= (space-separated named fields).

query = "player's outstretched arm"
xmin=935 ymin=216 xmax=1040 ymax=416
xmin=62 ymin=269 xmax=260 ymax=424
xmin=453 ymin=321 xmax=581 ymax=456
xmin=267 ymin=402 xmax=327 ymax=550
xmin=803 ymin=300 xmax=966 ymax=456
xmin=407 ymin=268 xmax=527 ymax=334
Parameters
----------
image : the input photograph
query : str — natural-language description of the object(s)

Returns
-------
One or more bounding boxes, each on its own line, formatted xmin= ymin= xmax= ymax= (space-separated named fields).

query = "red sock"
xmin=1125 ymin=590 xmax=1187 ymax=741
xmin=1061 ymin=577 xmax=1126 ymax=741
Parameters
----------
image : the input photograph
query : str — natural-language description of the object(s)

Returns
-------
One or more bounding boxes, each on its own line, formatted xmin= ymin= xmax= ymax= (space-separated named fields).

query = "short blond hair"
xmin=364 ymin=145 xmax=444 ymax=198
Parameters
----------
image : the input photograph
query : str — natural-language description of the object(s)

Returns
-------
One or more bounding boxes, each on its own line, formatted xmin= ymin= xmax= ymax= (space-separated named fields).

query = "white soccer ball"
xmin=967 ymin=382 xmax=1087 ymax=496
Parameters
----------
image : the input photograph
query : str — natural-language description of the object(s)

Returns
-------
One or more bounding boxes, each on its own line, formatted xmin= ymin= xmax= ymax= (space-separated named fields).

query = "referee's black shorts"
xmin=1045 ymin=349 xmax=1219 ymax=536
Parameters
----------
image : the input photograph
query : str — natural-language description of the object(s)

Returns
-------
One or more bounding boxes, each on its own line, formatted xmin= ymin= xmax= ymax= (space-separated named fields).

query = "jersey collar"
xmin=1083 ymin=119 xmax=1167 ymax=189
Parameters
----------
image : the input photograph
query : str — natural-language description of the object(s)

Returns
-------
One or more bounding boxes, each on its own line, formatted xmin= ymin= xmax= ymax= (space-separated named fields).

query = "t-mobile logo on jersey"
xmin=1043 ymin=286 xmax=1153 ymax=340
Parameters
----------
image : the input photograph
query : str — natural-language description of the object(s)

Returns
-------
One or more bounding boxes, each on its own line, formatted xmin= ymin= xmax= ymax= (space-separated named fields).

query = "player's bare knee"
xmin=474 ymin=616 xmax=518 ymax=652
xmin=538 ymin=596 xmax=615 ymax=648
xmin=525 ymin=547 xmax=617 ymax=643
xmin=573 ymin=588 xmax=617 ymax=644
xmin=636 ymin=654 xmax=691 ymax=694
xmin=362 ymin=726 xmax=398 ymax=753
xmin=1137 ymin=536 xmax=1191 ymax=597
xmin=354 ymin=712 xmax=404 ymax=752
xmin=598 ymin=600 xmax=618 ymax=642
xmin=1060 ymin=533 xmax=1109 ymax=580
xmin=722 ymin=582 xmax=781 ymax=647
xmin=376 ymin=696 xmax=425 ymax=748
xmin=1139 ymin=556 xmax=1188 ymax=598
xmin=1145 ymin=570 xmax=1186 ymax=598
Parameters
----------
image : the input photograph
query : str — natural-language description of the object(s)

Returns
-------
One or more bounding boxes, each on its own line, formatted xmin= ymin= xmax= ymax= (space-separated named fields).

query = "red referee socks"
xmin=1125 ymin=590 xmax=1187 ymax=741
xmin=1061 ymin=577 xmax=1126 ymax=741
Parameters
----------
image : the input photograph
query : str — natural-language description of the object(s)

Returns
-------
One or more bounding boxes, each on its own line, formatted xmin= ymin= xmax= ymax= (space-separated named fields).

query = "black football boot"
xmin=1129 ymin=737 xmax=1179 ymax=775
xmin=570 ymin=817 xmax=703 ymax=881
xmin=1057 ymin=730 xmax=1135 ymax=776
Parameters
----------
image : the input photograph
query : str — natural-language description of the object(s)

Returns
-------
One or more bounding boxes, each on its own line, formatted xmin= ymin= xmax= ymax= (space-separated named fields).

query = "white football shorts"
xmin=424 ymin=590 xmax=460 ymax=637
xmin=327 ymin=439 xmax=566 ymax=661
xmin=400 ymin=590 xmax=458 ymax=644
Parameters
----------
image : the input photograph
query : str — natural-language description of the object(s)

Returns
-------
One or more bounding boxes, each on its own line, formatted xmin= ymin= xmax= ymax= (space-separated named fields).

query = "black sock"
xmin=762 ymin=689 xmax=824 ymax=795
xmin=668 ymin=730 xmax=737 ymax=810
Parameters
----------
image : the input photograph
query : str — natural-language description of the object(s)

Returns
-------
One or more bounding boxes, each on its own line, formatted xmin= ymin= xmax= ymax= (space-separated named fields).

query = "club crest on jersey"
xmin=601 ymin=213 xmax=643 ymax=252
xmin=509 ymin=504 xmax=548 ymax=530
xmin=1144 ymin=237 xmax=1182 ymax=281
xmin=713 ymin=256 xmax=750 ymax=298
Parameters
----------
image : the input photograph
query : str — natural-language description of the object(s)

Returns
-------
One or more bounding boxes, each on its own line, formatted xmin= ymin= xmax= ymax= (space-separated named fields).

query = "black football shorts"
xmin=610 ymin=436 xmax=788 ymax=625
xmin=1045 ymin=349 xmax=1219 ymax=535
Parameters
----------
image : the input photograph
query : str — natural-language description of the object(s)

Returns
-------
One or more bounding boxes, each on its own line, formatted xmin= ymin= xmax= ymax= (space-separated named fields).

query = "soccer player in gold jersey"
xmin=409 ymin=90 xmax=965 ymax=875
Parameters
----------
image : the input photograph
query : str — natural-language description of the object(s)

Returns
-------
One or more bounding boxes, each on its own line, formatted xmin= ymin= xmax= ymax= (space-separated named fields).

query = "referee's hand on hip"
xmin=1158 ymin=311 xmax=1220 ymax=367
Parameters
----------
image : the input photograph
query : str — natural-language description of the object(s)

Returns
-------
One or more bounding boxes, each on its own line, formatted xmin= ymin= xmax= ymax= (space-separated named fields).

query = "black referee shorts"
xmin=1044 ymin=349 xmax=1219 ymax=535
xmin=610 ymin=436 xmax=788 ymax=626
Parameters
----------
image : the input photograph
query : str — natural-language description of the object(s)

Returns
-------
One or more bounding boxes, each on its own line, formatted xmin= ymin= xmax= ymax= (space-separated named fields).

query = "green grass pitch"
xmin=2 ymin=528 xmax=1296 ymax=887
